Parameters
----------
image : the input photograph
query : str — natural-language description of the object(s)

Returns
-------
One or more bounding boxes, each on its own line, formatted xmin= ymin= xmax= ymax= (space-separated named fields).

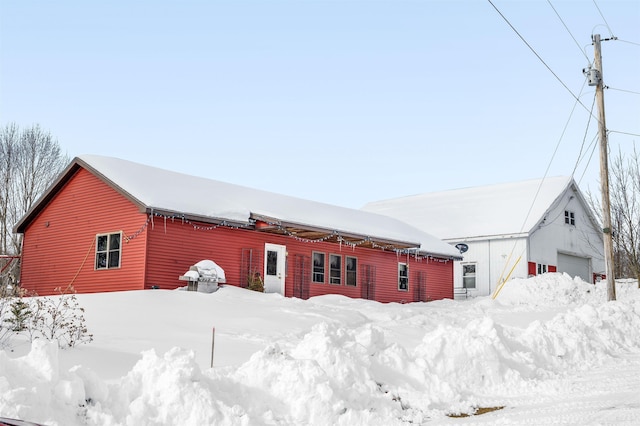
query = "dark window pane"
xmin=346 ymin=257 xmax=357 ymax=286
xmin=313 ymin=252 xmax=325 ymax=283
xmin=266 ymin=250 xmax=277 ymax=276
xmin=108 ymin=250 xmax=120 ymax=268
xmin=329 ymin=254 xmax=341 ymax=284
xmin=97 ymin=235 xmax=107 ymax=251
xmin=109 ymin=233 xmax=121 ymax=250
xmin=96 ymin=252 xmax=107 ymax=269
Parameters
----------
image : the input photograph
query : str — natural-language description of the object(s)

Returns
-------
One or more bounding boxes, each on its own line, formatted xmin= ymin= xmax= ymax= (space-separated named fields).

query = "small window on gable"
xmin=564 ymin=210 xmax=575 ymax=226
xmin=346 ymin=256 xmax=357 ymax=287
xmin=329 ymin=254 xmax=341 ymax=285
xmin=398 ymin=263 xmax=409 ymax=291
xmin=95 ymin=232 xmax=122 ymax=270
xmin=312 ymin=252 xmax=325 ymax=283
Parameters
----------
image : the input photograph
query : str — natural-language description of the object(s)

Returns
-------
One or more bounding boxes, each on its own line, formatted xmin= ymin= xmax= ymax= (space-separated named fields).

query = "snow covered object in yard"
xmin=179 ymin=259 xmax=226 ymax=293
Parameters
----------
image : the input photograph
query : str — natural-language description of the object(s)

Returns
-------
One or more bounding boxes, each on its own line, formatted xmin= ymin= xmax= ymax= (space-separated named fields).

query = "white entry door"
xmin=264 ymin=243 xmax=286 ymax=294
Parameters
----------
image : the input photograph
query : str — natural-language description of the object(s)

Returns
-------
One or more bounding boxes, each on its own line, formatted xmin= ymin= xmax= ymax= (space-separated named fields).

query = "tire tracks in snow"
xmin=431 ymin=353 xmax=640 ymax=425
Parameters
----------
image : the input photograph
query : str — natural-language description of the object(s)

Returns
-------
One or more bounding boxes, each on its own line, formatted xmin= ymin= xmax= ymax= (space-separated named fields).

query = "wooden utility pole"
xmin=592 ymin=34 xmax=616 ymax=301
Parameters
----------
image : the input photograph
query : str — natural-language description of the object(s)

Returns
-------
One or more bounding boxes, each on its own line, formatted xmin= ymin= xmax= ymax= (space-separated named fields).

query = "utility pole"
xmin=590 ymin=34 xmax=616 ymax=301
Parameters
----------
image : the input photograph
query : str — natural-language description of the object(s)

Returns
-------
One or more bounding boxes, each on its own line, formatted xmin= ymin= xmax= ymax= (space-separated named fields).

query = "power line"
xmin=577 ymin=136 xmax=599 ymax=185
xmin=547 ymin=0 xmax=590 ymax=62
xmin=609 ymin=130 xmax=640 ymax=138
xmin=607 ymin=87 xmax=640 ymax=96
xmin=486 ymin=0 xmax=594 ymax=117
xmin=617 ymin=39 xmax=640 ymax=47
xmin=572 ymin=92 xmax=597 ymax=178
xmin=592 ymin=0 xmax=615 ymax=38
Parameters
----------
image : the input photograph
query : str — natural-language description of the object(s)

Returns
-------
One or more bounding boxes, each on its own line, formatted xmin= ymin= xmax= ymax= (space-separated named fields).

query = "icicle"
xmin=151 ymin=210 xmax=155 ymax=230
xmin=164 ymin=215 xmax=167 ymax=234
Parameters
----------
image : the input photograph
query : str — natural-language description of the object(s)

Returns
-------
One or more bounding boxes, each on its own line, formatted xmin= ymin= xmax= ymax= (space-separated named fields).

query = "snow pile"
xmin=496 ymin=272 xmax=602 ymax=306
xmin=1 ymin=274 xmax=639 ymax=425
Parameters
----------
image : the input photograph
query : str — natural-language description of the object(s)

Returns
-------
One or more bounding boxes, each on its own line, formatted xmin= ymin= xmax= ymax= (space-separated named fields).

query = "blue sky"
xmin=1 ymin=0 xmax=638 ymax=209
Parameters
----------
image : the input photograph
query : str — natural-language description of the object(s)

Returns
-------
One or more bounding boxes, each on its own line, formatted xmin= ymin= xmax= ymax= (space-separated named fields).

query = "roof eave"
xmin=14 ymin=160 xmax=80 ymax=233
xmin=250 ymin=213 xmax=421 ymax=249
xmin=148 ymin=208 xmax=251 ymax=228
xmin=14 ymin=157 xmax=150 ymax=234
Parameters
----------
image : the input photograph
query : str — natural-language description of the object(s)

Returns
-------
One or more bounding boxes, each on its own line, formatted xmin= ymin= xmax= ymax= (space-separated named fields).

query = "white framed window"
xmin=564 ymin=210 xmax=575 ymax=226
xmin=329 ymin=254 xmax=341 ymax=285
xmin=312 ymin=252 xmax=325 ymax=283
xmin=95 ymin=232 xmax=122 ymax=270
xmin=462 ymin=263 xmax=476 ymax=289
xmin=398 ymin=263 xmax=409 ymax=291
xmin=345 ymin=256 xmax=357 ymax=287
xmin=537 ymin=263 xmax=548 ymax=274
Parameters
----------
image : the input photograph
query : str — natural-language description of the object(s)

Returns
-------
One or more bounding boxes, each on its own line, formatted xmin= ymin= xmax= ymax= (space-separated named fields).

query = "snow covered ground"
xmin=1 ymin=273 xmax=639 ymax=425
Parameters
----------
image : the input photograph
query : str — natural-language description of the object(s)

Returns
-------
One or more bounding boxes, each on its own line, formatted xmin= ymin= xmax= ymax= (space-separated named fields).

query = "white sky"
xmin=1 ymin=0 xmax=638 ymax=209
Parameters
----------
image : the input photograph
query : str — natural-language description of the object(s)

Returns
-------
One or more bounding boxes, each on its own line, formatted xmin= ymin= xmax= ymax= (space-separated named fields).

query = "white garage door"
xmin=557 ymin=253 xmax=590 ymax=282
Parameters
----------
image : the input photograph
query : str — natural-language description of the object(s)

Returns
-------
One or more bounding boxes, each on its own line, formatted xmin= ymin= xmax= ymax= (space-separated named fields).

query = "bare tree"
xmin=0 ymin=123 xmax=20 ymax=254
xmin=0 ymin=123 xmax=69 ymax=285
xmin=587 ymin=144 xmax=640 ymax=288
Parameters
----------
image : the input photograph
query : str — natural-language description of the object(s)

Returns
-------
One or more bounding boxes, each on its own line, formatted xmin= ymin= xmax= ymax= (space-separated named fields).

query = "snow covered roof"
xmin=362 ymin=176 xmax=578 ymax=241
xmin=17 ymin=155 xmax=461 ymax=259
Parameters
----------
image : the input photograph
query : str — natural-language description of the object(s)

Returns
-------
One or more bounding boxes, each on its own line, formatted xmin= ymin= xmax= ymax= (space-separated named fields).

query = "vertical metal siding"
xmin=20 ymin=169 xmax=148 ymax=295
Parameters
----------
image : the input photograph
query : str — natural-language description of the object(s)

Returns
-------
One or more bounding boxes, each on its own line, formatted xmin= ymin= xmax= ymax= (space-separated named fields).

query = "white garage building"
xmin=363 ymin=176 xmax=606 ymax=297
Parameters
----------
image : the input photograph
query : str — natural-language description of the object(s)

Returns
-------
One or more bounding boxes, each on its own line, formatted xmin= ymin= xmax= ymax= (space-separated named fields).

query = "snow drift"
xmin=1 ymin=273 xmax=639 ymax=425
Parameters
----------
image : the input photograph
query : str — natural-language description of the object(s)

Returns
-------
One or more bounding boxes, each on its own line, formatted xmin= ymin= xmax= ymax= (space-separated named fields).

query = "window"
xmin=462 ymin=263 xmax=476 ymax=289
xmin=346 ymin=256 xmax=357 ymax=286
xmin=312 ymin=252 xmax=325 ymax=283
xmin=266 ymin=250 xmax=278 ymax=276
xmin=537 ymin=263 xmax=548 ymax=275
xmin=95 ymin=232 xmax=122 ymax=269
xmin=564 ymin=210 xmax=575 ymax=226
xmin=398 ymin=263 xmax=408 ymax=291
xmin=329 ymin=254 xmax=341 ymax=285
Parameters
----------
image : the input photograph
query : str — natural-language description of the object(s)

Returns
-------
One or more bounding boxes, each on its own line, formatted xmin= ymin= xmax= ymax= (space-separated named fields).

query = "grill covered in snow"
xmin=178 ymin=259 xmax=226 ymax=293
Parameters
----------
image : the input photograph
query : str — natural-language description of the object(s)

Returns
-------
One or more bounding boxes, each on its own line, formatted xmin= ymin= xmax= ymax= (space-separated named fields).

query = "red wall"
xmin=424 ymin=257 xmax=454 ymax=300
xmin=145 ymin=217 xmax=454 ymax=303
xmin=20 ymin=169 xmax=148 ymax=295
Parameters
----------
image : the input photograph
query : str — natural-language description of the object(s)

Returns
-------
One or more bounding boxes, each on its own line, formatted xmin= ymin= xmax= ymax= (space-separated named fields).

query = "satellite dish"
xmin=455 ymin=243 xmax=469 ymax=254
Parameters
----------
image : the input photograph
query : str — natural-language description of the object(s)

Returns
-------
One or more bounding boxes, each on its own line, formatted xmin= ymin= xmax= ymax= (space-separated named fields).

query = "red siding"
xmin=424 ymin=258 xmax=454 ymax=300
xmin=145 ymin=218 xmax=454 ymax=303
xmin=528 ymin=261 xmax=536 ymax=276
xmin=20 ymin=169 xmax=148 ymax=295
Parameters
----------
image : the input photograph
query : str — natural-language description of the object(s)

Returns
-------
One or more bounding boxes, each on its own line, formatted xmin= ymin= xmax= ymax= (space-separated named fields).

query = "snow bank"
xmin=1 ymin=274 xmax=639 ymax=425
xmin=496 ymin=272 xmax=601 ymax=306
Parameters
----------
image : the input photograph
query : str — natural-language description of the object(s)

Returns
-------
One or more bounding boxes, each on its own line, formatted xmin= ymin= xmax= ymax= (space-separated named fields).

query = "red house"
xmin=15 ymin=155 xmax=461 ymax=302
